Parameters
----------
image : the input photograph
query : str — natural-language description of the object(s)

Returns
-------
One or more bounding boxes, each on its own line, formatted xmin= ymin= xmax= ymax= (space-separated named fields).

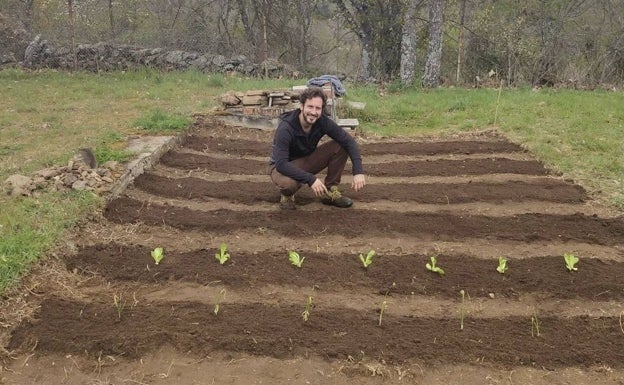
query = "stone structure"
xmin=19 ymin=35 xmax=297 ymax=77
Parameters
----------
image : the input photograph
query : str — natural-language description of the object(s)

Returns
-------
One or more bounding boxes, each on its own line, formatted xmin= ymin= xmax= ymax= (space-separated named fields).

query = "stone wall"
xmin=16 ymin=35 xmax=297 ymax=77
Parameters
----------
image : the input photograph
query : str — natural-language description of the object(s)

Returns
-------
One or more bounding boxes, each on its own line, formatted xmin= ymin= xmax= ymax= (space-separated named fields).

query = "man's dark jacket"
xmin=269 ymin=109 xmax=364 ymax=186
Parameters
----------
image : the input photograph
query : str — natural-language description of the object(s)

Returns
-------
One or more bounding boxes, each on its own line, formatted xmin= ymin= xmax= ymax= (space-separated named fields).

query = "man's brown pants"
xmin=270 ymin=140 xmax=348 ymax=196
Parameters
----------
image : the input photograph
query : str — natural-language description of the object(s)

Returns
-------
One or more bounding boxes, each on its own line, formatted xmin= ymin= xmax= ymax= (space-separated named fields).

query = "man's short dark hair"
xmin=299 ymin=86 xmax=327 ymax=108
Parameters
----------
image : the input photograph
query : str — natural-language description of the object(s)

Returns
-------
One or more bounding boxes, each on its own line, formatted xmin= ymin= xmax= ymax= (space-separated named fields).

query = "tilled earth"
xmin=3 ymin=116 xmax=624 ymax=384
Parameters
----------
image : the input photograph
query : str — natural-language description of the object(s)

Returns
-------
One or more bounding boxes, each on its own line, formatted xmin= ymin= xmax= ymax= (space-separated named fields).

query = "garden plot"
xmin=5 ymin=116 xmax=624 ymax=385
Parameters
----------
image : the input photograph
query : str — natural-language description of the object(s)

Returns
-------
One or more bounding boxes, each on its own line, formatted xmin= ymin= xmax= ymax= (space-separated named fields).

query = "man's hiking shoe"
xmin=279 ymin=194 xmax=296 ymax=210
xmin=322 ymin=186 xmax=353 ymax=208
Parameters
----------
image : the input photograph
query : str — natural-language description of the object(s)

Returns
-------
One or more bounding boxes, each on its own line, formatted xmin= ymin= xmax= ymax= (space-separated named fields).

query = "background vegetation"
xmin=2 ymin=1 xmax=624 ymax=87
xmin=1 ymin=69 xmax=622 ymax=295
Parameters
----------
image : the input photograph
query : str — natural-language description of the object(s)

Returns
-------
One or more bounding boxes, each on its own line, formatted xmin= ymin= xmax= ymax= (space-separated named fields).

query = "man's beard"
xmin=304 ymin=112 xmax=319 ymax=125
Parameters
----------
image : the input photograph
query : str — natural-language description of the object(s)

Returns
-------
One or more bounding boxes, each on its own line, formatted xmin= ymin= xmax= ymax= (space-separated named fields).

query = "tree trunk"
xmin=67 ymin=0 xmax=77 ymax=71
xmin=108 ymin=0 xmax=115 ymax=38
xmin=237 ymin=0 xmax=257 ymax=56
xmin=423 ymin=0 xmax=445 ymax=87
xmin=261 ymin=0 xmax=269 ymax=78
xmin=456 ymin=0 xmax=467 ymax=84
xmin=400 ymin=0 xmax=418 ymax=86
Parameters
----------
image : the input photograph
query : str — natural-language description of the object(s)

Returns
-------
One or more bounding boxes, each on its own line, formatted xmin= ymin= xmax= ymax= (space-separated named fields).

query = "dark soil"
xmin=104 ymin=196 xmax=624 ymax=245
xmin=132 ymin=173 xmax=587 ymax=204
xmin=7 ymin=115 xmax=624 ymax=383
xmin=67 ymin=244 xmax=624 ymax=300
xmin=10 ymin=298 xmax=624 ymax=368
xmin=160 ymin=152 xmax=551 ymax=176
xmin=183 ymin=134 xmax=527 ymax=156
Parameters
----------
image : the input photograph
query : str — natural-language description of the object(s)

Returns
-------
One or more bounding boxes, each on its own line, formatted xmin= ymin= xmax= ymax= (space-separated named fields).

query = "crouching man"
xmin=269 ymin=86 xmax=366 ymax=210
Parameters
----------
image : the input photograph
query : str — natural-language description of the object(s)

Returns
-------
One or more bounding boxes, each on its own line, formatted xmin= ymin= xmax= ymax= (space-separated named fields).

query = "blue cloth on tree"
xmin=307 ymin=75 xmax=347 ymax=96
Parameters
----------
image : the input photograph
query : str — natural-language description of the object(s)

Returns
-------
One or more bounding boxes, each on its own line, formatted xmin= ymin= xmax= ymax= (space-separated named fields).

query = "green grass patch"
xmin=0 ymin=191 xmax=99 ymax=293
xmin=133 ymin=109 xmax=192 ymax=132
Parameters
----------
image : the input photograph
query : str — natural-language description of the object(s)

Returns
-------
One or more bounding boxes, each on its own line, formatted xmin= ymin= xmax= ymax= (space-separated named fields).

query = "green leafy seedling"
xmin=564 ymin=253 xmax=579 ymax=271
xmin=358 ymin=249 xmax=375 ymax=268
xmin=496 ymin=256 xmax=508 ymax=274
xmin=426 ymin=256 xmax=445 ymax=275
xmin=288 ymin=250 xmax=305 ymax=268
xmin=215 ymin=243 xmax=230 ymax=265
xmin=301 ymin=295 xmax=313 ymax=322
xmin=151 ymin=247 xmax=164 ymax=265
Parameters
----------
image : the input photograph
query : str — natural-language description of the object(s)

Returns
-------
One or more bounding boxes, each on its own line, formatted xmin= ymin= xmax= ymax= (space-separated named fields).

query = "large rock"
xmin=3 ymin=174 xmax=32 ymax=196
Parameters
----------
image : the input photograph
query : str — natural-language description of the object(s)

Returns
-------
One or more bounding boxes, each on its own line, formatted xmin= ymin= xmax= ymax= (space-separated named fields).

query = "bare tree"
xmin=332 ymin=0 xmax=404 ymax=80
xmin=400 ymin=0 xmax=422 ymax=85
xmin=423 ymin=0 xmax=444 ymax=87
xmin=67 ymin=0 xmax=77 ymax=71
xmin=455 ymin=0 xmax=467 ymax=84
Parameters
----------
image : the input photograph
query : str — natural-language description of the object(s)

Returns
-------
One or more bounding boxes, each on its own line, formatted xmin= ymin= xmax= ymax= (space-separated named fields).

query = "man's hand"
xmin=352 ymin=174 xmax=366 ymax=192
xmin=310 ymin=178 xmax=328 ymax=197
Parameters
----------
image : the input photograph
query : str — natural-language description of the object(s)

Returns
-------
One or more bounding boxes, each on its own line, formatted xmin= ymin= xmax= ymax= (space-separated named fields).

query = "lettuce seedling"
xmin=426 ymin=256 xmax=445 ymax=275
xmin=301 ymin=295 xmax=313 ymax=322
xmin=151 ymin=247 xmax=164 ymax=265
xmin=358 ymin=249 xmax=375 ymax=268
xmin=496 ymin=256 xmax=508 ymax=274
xmin=563 ymin=253 xmax=579 ymax=271
xmin=215 ymin=243 xmax=230 ymax=265
xmin=288 ymin=250 xmax=305 ymax=268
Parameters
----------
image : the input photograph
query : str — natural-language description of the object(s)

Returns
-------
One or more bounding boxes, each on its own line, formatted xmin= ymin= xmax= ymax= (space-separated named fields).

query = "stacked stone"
xmin=3 ymin=160 xmax=122 ymax=198
xmin=219 ymin=89 xmax=301 ymax=117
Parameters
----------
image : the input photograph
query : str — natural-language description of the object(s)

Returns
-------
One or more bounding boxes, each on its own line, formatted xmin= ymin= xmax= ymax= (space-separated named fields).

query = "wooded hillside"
xmin=1 ymin=0 xmax=623 ymax=87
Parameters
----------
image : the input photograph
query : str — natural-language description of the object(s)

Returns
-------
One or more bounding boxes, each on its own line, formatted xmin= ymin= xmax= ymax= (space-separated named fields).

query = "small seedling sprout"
xmin=459 ymin=289 xmax=466 ymax=330
xmin=288 ymin=250 xmax=305 ymax=268
xmin=426 ymin=255 xmax=445 ymax=275
xmin=378 ymin=300 xmax=388 ymax=327
xmin=215 ymin=243 xmax=230 ymax=265
xmin=531 ymin=312 xmax=541 ymax=337
xmin=213 ymin=288 xmax=226 ymax=316
xmin=301 ymin=295 xmax=313 ymax=322
xmin=358 ymin=249 xmax=376 ymax=268
xmin=496 ymin=256 xmax=508 ymax=274
xmin=151 ymin=247 xmax=164 ymax=265
xmin=113 ymin=294 xmax=126 ymax=320
xmin=563 ymin=253 xmax=579 ymax=271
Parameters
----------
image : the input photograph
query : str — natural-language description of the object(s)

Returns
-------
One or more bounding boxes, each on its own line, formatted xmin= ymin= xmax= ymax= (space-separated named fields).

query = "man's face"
xmin=301 ymin=96 xmax=323 ymax=126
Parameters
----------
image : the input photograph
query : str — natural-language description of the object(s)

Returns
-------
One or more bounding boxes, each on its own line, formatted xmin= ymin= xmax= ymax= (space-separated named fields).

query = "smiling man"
xmin=269 ymin=86 xmax=366 ymax=210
